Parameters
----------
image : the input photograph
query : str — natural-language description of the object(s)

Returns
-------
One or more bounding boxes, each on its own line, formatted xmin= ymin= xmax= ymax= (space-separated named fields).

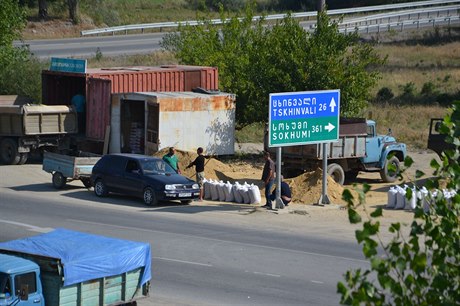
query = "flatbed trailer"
xmin=42 ymin=151 xmax=101 ymax=189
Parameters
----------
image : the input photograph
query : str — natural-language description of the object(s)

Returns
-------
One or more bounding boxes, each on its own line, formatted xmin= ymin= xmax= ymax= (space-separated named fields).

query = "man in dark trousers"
xmin=270 ymin=177 xmax=292 ymax=207
xmin=261 ymin=151 xmax=275 ymax=207
xmin=186 ymin=147 xmax=205 ymax=201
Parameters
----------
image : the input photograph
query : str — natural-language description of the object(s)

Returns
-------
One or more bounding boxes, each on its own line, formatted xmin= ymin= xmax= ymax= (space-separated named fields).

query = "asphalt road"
xmin=0 ymin=163 xmax=367 ymax=305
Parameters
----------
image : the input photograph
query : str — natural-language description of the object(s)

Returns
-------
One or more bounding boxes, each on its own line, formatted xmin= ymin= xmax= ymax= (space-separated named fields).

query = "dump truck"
xmin=0 ymin=229 xmax=151 ymax=306
xmin=427 ymin=118 xmax=453 ymax=159
xmin=0 ymin=96 xmax=78 ymax=165
xmin=265 ymin=118 xmax=407 ymax=185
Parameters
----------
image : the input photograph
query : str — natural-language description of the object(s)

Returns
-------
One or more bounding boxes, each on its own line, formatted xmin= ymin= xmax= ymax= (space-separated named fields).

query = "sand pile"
xmin=286 ymin=168 xmax=347 ymax=205
xmin=154 ymin=148 xmax=349 ymax=205
xmin=154 ymin=148 xmax=232 ymax=181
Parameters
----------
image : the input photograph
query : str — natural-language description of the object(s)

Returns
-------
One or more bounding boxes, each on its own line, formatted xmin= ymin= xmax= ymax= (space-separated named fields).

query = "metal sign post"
xmin=318 ymin=143 xmax=331 ymax=205
xmin=268 ymin=90 xmax=340 ymax=207
xmin=273 ymin=146 xmax=284 ymax=210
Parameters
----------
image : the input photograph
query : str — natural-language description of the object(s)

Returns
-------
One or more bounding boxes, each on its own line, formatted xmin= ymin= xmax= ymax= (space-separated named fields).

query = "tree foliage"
xmin=0 ymin=0 xmax=43 ymax=102
xmin=338 ymin=101 xmax=460 ymax=305
xmin=161 ymin=4 xmax=385 ymax=124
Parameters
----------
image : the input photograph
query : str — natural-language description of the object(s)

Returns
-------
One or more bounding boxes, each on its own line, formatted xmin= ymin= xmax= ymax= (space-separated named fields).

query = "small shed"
xmin=42 ymin=65 xmax=219 ymax=142
xmin=110 ymin=91 xmax=236 ymax=156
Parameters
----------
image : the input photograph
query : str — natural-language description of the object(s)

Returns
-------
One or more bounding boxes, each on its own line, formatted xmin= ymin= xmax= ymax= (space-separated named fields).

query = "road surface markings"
xmin=311 ymin=280 xmax=324 ymax=284
xmin=0 ymin=219 xmax=53 ymax=233
xmin=250 ymin=271 xmax=281 ymax=277
xmin=157 ymin=257 xmax=212 ymax=267
xmin=67 ymin=218 xmax=368 ymax=263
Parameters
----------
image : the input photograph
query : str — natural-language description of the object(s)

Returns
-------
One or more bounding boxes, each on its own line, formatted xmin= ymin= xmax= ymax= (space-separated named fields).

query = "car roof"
xmin=106 ymin=153 xmax=161 ymax=161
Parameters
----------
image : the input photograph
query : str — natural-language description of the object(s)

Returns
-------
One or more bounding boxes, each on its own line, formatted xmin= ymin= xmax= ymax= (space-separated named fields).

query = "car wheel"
xmin=327 ymin=163 xmax=345 ymax=185
xmin=81 ymin=178 xmax=92 ymax=188
xmin=52 ymin=172 xmax=66 ymax=189
xmin=94 ymin=179 xmax=108 ymax=197
xmin=0 ymin=138 xmax=20 ymax=165
xmin=380 ymin=156 xmax=400 ymax=183
xmin=143 ymin=187 xmax=158 ymax=206
xmin=181 ymin=200 xmax=192 ymax=205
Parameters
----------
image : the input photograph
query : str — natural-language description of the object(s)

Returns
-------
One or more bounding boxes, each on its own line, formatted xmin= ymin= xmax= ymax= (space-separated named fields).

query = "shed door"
xmin=86 ymin=78 xmax=111 ymax=141
xmin=145 ymin=102 xmax=159 ymax=155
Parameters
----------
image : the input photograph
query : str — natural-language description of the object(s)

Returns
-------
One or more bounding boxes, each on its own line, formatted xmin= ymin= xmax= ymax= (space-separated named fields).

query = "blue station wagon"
xmin=90 ymin=154 xmax=200 ymax=205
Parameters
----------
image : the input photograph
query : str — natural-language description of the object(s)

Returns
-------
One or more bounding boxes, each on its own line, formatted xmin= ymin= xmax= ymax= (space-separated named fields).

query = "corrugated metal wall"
xmin=42 ymin=66 xmax=219 ymax=142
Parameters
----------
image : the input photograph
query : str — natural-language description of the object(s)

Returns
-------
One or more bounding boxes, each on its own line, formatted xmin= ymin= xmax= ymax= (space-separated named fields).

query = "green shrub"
xmin=375 ymin=87 xmax=394 ymax=102
xmin=338 ymin=101 xmax=460 ymax=305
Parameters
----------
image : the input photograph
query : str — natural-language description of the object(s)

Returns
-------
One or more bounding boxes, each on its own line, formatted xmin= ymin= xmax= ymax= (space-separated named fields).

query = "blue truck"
xmin=265 ymin=118 xmax=407 ymax=185
xmin=0 ymin=229 xmax=151 ymax=306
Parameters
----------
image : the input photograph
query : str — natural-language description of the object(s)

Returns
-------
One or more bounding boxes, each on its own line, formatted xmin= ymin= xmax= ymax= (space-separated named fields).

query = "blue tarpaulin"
xmin=0 ymin=229 xmax=151 ymax=287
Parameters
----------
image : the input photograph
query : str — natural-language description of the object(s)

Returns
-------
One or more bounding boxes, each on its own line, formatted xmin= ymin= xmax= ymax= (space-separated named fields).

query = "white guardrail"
xmin=81 ymin=0 xmax=460 ymax=36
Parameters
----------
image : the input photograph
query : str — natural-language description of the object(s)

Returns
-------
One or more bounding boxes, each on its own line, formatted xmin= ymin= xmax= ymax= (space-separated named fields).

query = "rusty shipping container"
xmin=110 ymin=92 xmax=236 ymax=156
xmin=42 ymin=65 xmax=219 ymax=143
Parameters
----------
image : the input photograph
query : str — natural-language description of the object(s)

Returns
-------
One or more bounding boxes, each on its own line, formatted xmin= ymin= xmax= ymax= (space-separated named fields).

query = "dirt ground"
xmin=156 ymin=148 xmax=440 ymax=219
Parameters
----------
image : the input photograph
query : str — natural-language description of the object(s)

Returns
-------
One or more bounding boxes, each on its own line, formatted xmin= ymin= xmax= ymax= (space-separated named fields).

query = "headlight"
xmin=192 ymin=183 xmax=199 ymax=189
xmin=165 ymin=185 xmax=176 ymax=190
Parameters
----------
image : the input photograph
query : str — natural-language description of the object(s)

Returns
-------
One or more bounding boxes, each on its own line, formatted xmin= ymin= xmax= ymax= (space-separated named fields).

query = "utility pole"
xmin=317 ymin=0 xmax=326 ymax=12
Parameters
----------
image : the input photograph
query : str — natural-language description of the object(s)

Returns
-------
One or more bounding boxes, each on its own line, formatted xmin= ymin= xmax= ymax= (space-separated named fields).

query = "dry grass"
xmin=364 ymin=104 xmax=449 ymax=150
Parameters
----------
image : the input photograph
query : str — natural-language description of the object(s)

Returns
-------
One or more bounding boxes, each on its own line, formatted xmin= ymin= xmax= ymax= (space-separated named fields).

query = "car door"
xmin=119 ymin=158 xmax=145 ymax=195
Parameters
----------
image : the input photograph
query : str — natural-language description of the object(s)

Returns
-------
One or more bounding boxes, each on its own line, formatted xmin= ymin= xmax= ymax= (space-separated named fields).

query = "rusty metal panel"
xmin=86 ymin=78 xmax=112 ymax=140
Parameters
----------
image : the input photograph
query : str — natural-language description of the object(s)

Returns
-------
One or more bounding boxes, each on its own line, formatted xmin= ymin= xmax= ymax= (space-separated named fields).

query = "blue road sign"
xmin=268 ymin=90 xmax=340 ymax=147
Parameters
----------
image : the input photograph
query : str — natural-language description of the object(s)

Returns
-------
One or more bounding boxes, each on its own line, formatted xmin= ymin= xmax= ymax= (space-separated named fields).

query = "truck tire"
xmin=380 ymin=156 xmax=400 ymax=183
xmin=18 ymin=153 xmax=28 ymax=165
xmin=0 ymin=138 xmax=21 ymax=165
xmin=143 ymin=187 xmax=158 ymax=206
xmin=52 ymin=172 xmax=67 ymax=189
xmin=327 ymin=163 xmax=345 ymax=185
xmin=94 ymin=179 xmax=108 ymax=197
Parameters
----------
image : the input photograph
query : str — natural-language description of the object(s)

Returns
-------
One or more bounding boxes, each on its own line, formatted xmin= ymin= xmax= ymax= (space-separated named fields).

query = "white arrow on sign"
xmin=329 ymin=97 xmax=336 ymax=113
xmin=325 ymin=123 xmax=335 ymax=132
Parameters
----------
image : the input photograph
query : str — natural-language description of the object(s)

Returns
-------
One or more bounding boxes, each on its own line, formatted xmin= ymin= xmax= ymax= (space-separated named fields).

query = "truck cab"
xmin=0 ymin=254 xmax=44 ymax=306
xmin=360 ymin=120 xmax=406 ymax=182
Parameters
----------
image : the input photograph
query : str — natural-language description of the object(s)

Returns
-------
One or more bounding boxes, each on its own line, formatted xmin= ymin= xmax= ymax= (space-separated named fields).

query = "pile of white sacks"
xmin=387 ymin=185 xmax=457 ymax=212
xmin=202 ymin=179 xmax=262 ymax=204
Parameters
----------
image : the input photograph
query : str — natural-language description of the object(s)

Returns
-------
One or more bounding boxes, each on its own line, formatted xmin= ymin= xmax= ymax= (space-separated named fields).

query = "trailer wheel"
xmin=94 ymin=179 xmax=108 ymax=197
xmin=81 ymin=177 xmax=92 ymax=188
xmin=52 ymin=172 xmax=67 ymax=189
xmin=143 ymin=187 xmax=158 ymax=206
xmin=18 ymin=153 xmax=28 ymax=165
xmin=0 ymin=138 xmax=21 ymax=165
xmin=380 ymin=156 xmax=400 ymax=183
xmin=327 ymin=163 xmax=345 ymax=185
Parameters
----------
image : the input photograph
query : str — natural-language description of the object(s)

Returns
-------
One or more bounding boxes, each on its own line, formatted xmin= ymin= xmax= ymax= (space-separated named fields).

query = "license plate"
xmin=179 ymin=193 xmax=192 ymax=197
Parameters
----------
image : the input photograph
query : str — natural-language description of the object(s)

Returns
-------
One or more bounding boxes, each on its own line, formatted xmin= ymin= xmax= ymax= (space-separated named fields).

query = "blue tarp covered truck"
xmin=0 ymin=229 xmax=151 ymax=306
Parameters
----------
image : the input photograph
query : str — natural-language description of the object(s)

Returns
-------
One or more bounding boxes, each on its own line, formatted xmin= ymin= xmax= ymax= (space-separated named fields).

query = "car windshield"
xmin=140 ymin=159 xmax=176 ymax=175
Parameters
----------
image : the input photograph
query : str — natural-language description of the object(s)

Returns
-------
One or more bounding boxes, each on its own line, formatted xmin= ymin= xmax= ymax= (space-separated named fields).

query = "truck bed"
xmin=0 ymin=104 xmax=78 ymax=136
xmin=0 ymin=229 xmax=151 ymax=306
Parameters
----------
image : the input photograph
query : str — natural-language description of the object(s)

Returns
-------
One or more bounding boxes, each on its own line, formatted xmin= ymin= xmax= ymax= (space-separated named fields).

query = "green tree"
xmin=161 ymin=4 xmax=385 ymax=124
xmin=338 ymin=101 xmax=460 ymax=305
xmin=0 ymin=0 xmax=43 ymax=102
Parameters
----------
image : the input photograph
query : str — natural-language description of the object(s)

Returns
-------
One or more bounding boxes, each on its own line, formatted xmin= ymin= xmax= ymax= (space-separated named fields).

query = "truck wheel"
xmin=81 ymin=178 xmax=92 ymax=188
xmin=327 ymin=163 xmax=345 ymax=185
xmin=52 ymin=172 xmax=67 ymax=189
xmin=94 ymin=179 xmax=108 ymax=197
xmin=380 ymin=156 xmax=400 ymax=183
xmin=0 ymin=138 xmax=21 ymax=165
xmin=18 ymin=153 xmax=28 ymax=165
xmin=143 ymin=187 xmax=158 ymax=206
